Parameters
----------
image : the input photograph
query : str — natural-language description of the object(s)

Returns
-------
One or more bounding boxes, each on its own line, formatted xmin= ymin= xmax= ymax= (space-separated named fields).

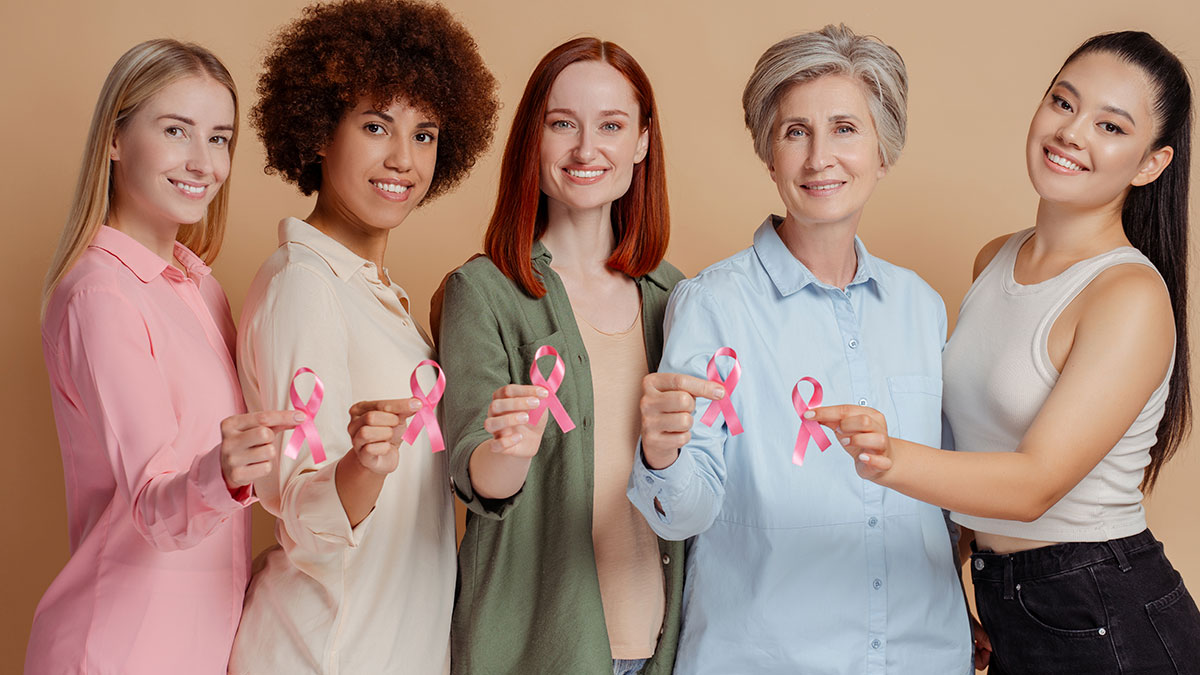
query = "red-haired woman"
xmin=438 ymin=38 xmax=682 ymax=675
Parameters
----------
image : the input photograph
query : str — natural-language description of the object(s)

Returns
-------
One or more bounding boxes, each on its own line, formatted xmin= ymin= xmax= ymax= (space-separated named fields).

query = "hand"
xmin=640 ymin=372 xmax=725 ymax=469
xmin=481 ymin=384 xmax=550 ymax=458
xmin=971 ymin=614 xmax=992 ymax=670
xmin=220 ymin=410 xmax=305 ymax=490
xmin=346 ymin=398 xmax=424 ymax=475
xmin=805 ymin=405 xmax=894 ymax=480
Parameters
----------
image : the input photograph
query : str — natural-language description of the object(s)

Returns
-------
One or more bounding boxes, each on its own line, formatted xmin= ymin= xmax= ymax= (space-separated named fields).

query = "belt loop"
xmin=1109 ymin=540 xmax=1132 ymax=572
xmin=1002 ymin=556 xmax=1015 ymax=600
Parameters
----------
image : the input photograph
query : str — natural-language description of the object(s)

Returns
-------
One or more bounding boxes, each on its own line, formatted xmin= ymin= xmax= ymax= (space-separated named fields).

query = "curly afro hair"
xmin=252 ymin=0 xmax=499 ymax=201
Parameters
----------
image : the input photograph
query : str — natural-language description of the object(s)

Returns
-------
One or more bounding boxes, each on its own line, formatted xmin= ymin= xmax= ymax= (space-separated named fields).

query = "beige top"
xmin=229 ymin=218 xmax=454 ymax=675
xmin=577 ymin=307 xmax=666 ymax=659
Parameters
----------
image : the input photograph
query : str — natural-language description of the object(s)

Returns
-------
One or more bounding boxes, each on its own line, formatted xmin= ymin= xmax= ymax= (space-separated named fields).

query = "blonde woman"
xmin=28 ymin=39 xmax=298 ymax=675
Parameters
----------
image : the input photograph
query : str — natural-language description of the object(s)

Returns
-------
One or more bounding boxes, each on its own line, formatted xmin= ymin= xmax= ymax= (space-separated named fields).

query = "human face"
xmin=768 ymin=74 xmax=886 ymax=232
xmin=318 ymin=98 xmax=438 ymax=233
xmin=539 ymin=61 xmax=649 ymax=216
xmin=109 ymin=76 xmax=234 ymax=234
xmin=1026 ymin=51 xmax=1172 ymax=209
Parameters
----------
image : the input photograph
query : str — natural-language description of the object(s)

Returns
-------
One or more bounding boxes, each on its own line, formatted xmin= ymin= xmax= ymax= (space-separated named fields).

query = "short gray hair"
xmin=742 ymin=24 xmax=908 ymax=168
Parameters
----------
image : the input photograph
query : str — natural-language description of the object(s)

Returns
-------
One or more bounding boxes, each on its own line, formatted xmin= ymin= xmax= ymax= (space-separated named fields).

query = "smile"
xmin=801 ymin=180 xmax=845 ymax=193
xmin=566 ymin=168 xmax=605 ymax=178
xmin=1045 ymin=150 xmax=1086 ymax=172
xmin=371 ymin=181 xmax=411 ymax=195
xmin=169 ymin=179 xmax=207 ymax=197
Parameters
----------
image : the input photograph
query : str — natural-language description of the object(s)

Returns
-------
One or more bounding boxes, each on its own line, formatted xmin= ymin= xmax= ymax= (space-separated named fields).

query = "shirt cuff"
xmin=630 ymin=440 xmax=697 ymax=523
xmin=194 ymin=443 xmax=255 ymax=512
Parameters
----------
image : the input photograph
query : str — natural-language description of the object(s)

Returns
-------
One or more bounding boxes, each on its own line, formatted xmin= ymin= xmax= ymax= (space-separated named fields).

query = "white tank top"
xmin=945 ymin=228 xmax=1171 ymax=542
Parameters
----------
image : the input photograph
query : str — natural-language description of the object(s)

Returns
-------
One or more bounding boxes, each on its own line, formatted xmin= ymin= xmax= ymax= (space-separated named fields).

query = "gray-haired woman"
xmin=628 ymin=25 xmax=974 ymax=673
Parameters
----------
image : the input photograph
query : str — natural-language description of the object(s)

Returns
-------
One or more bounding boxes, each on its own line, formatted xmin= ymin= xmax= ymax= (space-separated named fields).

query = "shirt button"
xmin=662 ymin=554 xmax=671 ymax=565
xmin=858 ymin=398 xmax=868 ymax=406
xmin=873 ymin=578 xmax=882 ymax=590
xmin=871 ymin=639 xmax=882 ymax=650
xmin=867 ymin=516 xmax=879 ymax=527
xmin=848 ymin=339 xmax=858 ymax=349
xmin=974 ymin=559 xmax=985 ymax=571
xmin=644 ymin=476 xmax=654 ymax=485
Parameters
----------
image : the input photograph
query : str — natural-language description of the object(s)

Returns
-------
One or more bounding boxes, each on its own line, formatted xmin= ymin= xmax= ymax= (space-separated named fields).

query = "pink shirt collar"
xmin=90 ymin=225 xmax=212 ymax=283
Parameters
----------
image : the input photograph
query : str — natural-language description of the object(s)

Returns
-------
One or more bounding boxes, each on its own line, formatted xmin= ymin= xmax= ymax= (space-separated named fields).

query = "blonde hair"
xmin=42 ymin=39 xmax=238 ymax=318
xmin=743 ymin=24 xmax=908 ymax=168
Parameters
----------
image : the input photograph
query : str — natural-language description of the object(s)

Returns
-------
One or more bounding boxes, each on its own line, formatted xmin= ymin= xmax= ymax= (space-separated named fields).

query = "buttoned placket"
xmin=167 ymin=266 xmax=239 ymax=392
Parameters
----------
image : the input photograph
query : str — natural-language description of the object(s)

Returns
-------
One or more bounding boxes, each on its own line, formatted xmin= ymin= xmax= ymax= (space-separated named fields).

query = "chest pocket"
xmin=886 ymin=375 xmax=943 ymax=447
xmin=515 ymin=330 xmax=579 ymax=444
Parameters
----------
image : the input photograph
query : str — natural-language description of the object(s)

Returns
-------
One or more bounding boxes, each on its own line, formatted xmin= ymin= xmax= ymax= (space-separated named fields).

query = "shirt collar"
xmin=280 ymin=217 xmax=379 ymax=283
xmin=752 ymin=214 xmax=885 ymax=298
xmin=90 ymin=225 xmax=211 ymax=283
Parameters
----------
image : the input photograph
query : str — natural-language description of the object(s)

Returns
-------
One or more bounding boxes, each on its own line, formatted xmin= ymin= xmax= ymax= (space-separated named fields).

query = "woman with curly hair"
xmin=28 ymin=40 xmax=300 ymax=674
xmin=438 ymin=38 xmax=682 ymax=674
xmin=227 ymin=1 xmax=498 ymax=673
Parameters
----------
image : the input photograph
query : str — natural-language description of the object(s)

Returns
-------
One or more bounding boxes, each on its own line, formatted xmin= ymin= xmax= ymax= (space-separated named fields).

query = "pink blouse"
xmin=26 ymin=226 xmax=253 ymax=674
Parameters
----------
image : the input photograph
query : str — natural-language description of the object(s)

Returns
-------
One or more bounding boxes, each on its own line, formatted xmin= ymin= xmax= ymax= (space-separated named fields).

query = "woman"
xmin=812 ymin=31 xmax=1200 ymax=673
xmin=227 ymin=1 xmax=497 ymax=673
xmin=438 ymin=38 xmax=683 ymax=675
xmin=628 ymin=26 xmax=972 ymax=673
xmin=29 ymin=40 xmax=299 ymax=674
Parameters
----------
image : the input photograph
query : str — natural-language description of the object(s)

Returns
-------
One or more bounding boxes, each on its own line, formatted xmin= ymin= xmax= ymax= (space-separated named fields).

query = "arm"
xmin=60 ymin=289 xmax=291 ymax=551
xmin=627 ymin=280 xmax=734 ymax=540
xmin=812 ymin=264 xmax=1175 ymax=521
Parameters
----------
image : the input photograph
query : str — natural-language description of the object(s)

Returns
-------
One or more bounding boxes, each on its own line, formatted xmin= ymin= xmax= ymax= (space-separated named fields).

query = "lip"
xmin=370 ymin=178 xmax=415 ymax=202
xmin=562 ymin=165 xmax=608 ymax=185
xmin=1042 ymin=145 xmax=1089 ymax=174
xmin=168 ymin=178 xmax=209 ymax=199
xmin=800 ymin=179 xmax=846 ymax=196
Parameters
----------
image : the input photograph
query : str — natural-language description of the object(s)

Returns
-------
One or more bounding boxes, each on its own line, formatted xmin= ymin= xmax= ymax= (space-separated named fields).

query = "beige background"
xmin=2 ymin=0 xmax=1198 ymax=671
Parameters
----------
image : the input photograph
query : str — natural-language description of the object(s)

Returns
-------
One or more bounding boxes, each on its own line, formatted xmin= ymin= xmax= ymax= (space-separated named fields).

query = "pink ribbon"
xmin=528 ymin=345 xmax=575 ymax=433
xmin=286 ymin=367 xmax=326 ymax=464
xmin=699 ymin=347 xmax=744 ymax=435
xmin=792 ymin=377 xmax=831 ymax=466
xmin=401 ymin=359 xmax=446 ymax=452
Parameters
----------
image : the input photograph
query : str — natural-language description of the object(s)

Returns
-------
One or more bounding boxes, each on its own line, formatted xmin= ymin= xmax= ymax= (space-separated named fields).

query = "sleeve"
xmin=438 ymin=269 xmax=523 ymax=519
xmin=60 ymin=289 xmax=251 ymax=552
xmin=627 ymin=279 xmax=733 ymax=540
xmin=242 ymin=264 xmax=367 ymax=576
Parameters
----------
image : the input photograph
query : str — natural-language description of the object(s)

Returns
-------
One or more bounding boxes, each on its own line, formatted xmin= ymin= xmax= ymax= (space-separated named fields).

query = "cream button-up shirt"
xmin=229 ymin=218 xmax=453 ymax=675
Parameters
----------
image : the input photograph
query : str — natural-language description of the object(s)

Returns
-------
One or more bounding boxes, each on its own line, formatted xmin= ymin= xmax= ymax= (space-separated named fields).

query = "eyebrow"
xmin=778 ymin=113 xmax=864 ymax=125
xmin=1054 ymin=81 xmax=1137 ymax=127
xmin=545 ymin=108 xmax=631 ymax=118
xmin=157 ymin=114 xmax=233 ymax=132
xmin=361 ymin=110 xmax=439 ymax=128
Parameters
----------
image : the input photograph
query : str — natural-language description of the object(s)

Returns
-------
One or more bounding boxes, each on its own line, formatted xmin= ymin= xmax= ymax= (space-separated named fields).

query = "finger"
xmin=227 ymin=409 xmax=307 ymax=433
xmin=648 ymin=390 xmax=698 ymax=415
xmin=353 ymin=425 xmax=394 ymax=447
xmin=349 ymin=398 xmax=421 ymax=418
xmin=489 ymin=396 xmax=542 ymax=415
xmin=484 ymin=411 xmax=530 ymax=434
xmin=358 ymin=440 xmax=400 ymax=459
xmin=646 ymin=372 xmax=725 ymax=401
xmin=837 ymin=414 xmax=881 ymax=435
xmin=804 ymin=405 xmax=864 ymax=426
xmin=645 ymin=411 xmax=694 ymax=435
xmin=360 ymin=410 xmax=402 ymax=428
xmin=228 ymin=426 xmax=276 ymax=452
xmin=488 ymin=432 xmax=524 ymax=453
xmin=229 ymin=442 xmax=276 ymax=467
xmin=843 ymin=432 xmax=888 ymax=453
xmin=855 ymin=451 xmax=893 ymax=471
xmin=493 ymin=384 xmax=547 ymax=401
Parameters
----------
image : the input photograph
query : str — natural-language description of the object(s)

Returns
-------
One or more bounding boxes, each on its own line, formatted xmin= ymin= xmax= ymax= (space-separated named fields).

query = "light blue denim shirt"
xmin=628 ymin=216 xmax=971 ymax=674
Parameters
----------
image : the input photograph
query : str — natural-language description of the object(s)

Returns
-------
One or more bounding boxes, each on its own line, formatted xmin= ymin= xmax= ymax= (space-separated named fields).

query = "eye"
xmin=834 ymin=124 xmax=856 ymax=134
xmin=1099 ymin=121 xmax=1126 ymax=135
xmin=601 ymin=121 xmax=622 ymax=132
xmin=786 ymin=126 xmax=806 ymax=138
xmin=1051 ymin=94 xmax=1073 ymax=113
xmin=414 ymin=130 xmax=437 ymax=144
xmin=165 ymin=126 xmax=185 ymax=138
xmin=364 ymin=122 xmax=386 ymax=135
xmin=549 ymin=119 xmax=574 ymax=131
xmin=209 ymin=135 xmax=230 ymax=147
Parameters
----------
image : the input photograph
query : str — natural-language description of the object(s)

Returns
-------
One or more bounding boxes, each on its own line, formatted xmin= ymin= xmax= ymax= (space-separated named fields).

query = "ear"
xmin=633 ymin=126 xmax=650 ymax=164
xmin=110 ymin=133 xmax=121 ymax=162
xmin=1131 ymin=145 xmax=1173 ymax=187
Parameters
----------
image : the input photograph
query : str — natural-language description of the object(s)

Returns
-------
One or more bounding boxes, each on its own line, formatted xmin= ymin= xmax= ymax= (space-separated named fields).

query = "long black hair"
xmin=1053 ymin=31 xmax=1193 ymax=491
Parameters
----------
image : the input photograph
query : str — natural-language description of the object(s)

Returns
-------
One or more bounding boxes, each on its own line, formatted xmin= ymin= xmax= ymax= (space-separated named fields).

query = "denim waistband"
xmin=970 ymin=529 xmax=1158 ymax=583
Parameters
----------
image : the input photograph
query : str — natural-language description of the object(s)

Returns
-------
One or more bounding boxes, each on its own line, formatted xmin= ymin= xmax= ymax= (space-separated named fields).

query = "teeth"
xmin=373 ymin=182 xmax=410 ymax=194
xmin=805 ymin=183 xmax=841 ymax=191
xmin=172 ymin=181 xmax=205 ymax=195
xmin=1047 ymin=152 xmax=1083 ymax=171
xmin=567 ymin=169 xmax=604 ymax=178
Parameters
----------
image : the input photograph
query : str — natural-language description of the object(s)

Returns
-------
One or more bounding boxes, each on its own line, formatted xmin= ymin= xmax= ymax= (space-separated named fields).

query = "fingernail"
xmin=714 ymin=387 xmax=725 ymax=398
xmin=536 ymin=387 xmax=548 ymax=398
xmin=858 ymin=453 xmax=871 ymax=462
xmin=411 ymin=400 xmax=422 ymax=410
xmin=802 ymin=411 xmax=814 ymax=419
xmin=293 ymin=412 xmax=307 ymax=422
xmin=517 ymin=412 xmax=529 ymax=423
xmin=840 ymin=438 xmax=850 ymax=446
xmin=513 ymin=433 xmax=523 ymax=443
xmin=527 ymin=398 xmax=540 ymax=407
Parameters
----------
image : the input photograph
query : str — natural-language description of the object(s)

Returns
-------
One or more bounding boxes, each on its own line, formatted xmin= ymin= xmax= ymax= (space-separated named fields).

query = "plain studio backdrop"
xmin=1 ymin=0 xmax=1197 ymax=671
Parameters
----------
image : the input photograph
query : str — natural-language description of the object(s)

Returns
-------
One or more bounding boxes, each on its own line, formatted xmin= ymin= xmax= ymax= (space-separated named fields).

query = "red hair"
xmin=484 ymin=37 xmax=670 ymax=298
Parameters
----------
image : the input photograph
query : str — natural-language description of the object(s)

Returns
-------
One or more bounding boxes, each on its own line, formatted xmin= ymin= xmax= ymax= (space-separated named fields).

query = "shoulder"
xmin=871 ymin=255 xmax=944 ymax=310
xmin=683 ymin=247 xmax=761 ymax=297
xmin=1079 ymin=260 xmax=1172 ymax=330
xmin=643 ymin=259 xmax=686 ymax=294
xmin=243 ymin=245 xmax=346 ymax=326
xmin=973 ymin=232 xmax=1020 ymax=280
xmin=46 ymin=248 xmax=144 ymax=329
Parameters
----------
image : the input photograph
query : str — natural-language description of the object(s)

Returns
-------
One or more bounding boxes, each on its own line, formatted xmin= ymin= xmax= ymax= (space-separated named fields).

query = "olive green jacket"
xmin=438 ymin=243 xmax=685 ymax=674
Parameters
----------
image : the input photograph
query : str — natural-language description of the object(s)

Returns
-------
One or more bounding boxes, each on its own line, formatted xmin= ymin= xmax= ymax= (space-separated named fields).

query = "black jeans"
xmin=971 ymin=530 xmax=1200 ymax=674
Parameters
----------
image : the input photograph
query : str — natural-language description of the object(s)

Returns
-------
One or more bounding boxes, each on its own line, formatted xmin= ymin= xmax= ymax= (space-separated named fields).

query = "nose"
xmin=804 ymin=133 xmax=834 ymax=171
xmin=573 ymin=129 xmax=597 ymax=163
xmin=384 ymin=136 xmax=415 ymax=172
xmin=185 ymin=139 xmax=215 ymax=176
xmin=1056 ymin=115 xmax=1087 ymax=149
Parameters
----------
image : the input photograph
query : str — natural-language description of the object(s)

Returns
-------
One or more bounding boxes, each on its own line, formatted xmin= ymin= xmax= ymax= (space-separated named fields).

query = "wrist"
xmin=643 ymin=444 xmax=680 ymax=471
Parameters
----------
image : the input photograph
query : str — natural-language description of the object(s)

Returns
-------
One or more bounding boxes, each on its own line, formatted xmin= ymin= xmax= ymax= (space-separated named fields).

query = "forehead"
xmin=775 ymin=74 xmax=873 ymax=122
xmin=1053 ymin=52 xmax=1156 ymax=122
xmin=546 ymin=61 xmax=638 ymax=113
xmin=139 ymin=75 xmax=235 ymax=123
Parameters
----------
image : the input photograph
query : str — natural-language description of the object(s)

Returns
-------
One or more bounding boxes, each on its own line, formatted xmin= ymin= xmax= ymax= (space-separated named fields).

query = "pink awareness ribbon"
xmin=401 ymin=359 xmax=446 ymax=452
xmin=792 ymin=377 xmax=831 ymax=466
xmin=286 ymin=367 xmax=326 ymax=464
xmin=528 ymin=345 xmax=576 ymax=433
xmin=698 ymin=347 xmax=744 ymax=435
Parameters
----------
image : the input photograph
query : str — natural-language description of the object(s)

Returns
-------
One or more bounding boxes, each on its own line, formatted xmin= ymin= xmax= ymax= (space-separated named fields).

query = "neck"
xmin=776 ymin=214 xmax=860 ymax=289
xmin=306 ymin=193 xmax=390 ymax=282
xmin=106 ymin=205 xmax=181 ymax=268
xmin=539 ymin=200 xmax=616 ymax=275
xmin=1031 ymin=196 xmax=1129 ymax=261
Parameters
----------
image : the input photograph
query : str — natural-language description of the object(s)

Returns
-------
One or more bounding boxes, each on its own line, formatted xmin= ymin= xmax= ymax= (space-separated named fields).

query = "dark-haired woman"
xmin=812 ymin=31 xmax=1200 ymax=672
xmin=227 ymin=1 xmax=498 ymax=673
xmin=438 ymin=38 xmax=683 ymax=674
